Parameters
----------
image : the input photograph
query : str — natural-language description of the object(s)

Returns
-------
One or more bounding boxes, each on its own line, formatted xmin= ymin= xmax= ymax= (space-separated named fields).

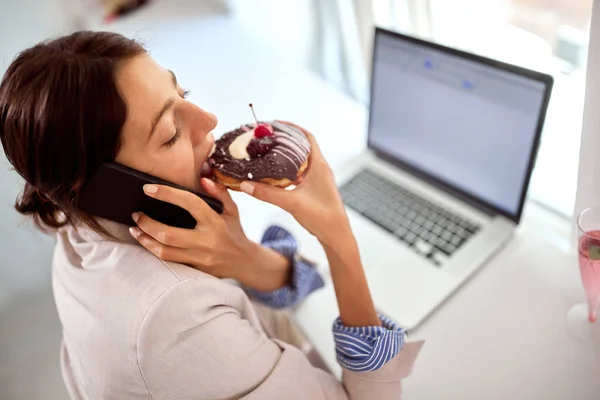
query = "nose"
xmin=205 ymin=131 xmax=215 ymax=151
xmin=205 ymin=111 xmax=218 ymax=130
xmin=187 ymin=104 xmax=218 ymax=146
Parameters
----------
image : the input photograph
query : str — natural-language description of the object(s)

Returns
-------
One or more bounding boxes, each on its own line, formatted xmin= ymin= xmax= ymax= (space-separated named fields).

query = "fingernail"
xmin=131 ymin=212 xmax=140 ymax=223
xmin=240 ymin=182 xmax=254 ymax=195
xmin=143 ymin=184 xmax=158 ymax=194
xmin=129 ymin=227 xmax=139 ymax=237
xmin=203 ymin=178 xmax=215 ymax=190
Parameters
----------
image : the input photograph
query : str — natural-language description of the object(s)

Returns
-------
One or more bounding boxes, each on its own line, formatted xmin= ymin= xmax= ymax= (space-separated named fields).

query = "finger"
xmin=292 ymin=175 xmax=305 ymax=186
xmin=200 ymin=178 xmax=238 ymax=215
xmin=239 ymin=181 xmax=297 ymax=211
xmin=302 ymin=130 xmax=324 ymax=159
xmin=143 ymin=184 xmax=216 ymax=223
xmin=132 ymin=212 xmax=197 ymax=248
xmin=129 ymin=226 xmax=194 ymax=264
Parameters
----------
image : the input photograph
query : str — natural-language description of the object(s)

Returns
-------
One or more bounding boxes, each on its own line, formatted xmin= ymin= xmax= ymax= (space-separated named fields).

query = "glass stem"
xmin=587 ymin=294 xmax=600 ymax=322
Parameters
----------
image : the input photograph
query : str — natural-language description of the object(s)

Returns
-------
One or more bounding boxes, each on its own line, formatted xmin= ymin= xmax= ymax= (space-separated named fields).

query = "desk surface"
xmin=118 ymin=16 xmax=600 ymax=399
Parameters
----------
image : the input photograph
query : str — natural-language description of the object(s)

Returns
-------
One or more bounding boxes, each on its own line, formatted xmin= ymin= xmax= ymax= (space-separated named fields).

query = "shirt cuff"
xmin=333 ymin=314 xmax=407 ymax=372
xmin=245 ymin=225 xmax=325 ymax=309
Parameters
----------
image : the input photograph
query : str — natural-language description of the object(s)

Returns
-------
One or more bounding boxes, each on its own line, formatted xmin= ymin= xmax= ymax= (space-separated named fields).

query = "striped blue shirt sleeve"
xmin=244 ymin=226 xmax=325 ymax=309
xmin=333 ymin=313 xmax=407 ymax=372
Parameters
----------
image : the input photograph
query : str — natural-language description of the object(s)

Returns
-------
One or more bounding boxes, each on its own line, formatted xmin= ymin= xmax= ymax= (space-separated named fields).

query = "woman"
xmin=0 ymin=31 xmax=423 ymax=399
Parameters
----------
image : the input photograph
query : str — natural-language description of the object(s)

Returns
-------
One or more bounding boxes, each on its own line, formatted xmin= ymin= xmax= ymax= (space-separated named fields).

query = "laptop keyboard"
xmin=339 ymin=169 xmax=481 ymax=266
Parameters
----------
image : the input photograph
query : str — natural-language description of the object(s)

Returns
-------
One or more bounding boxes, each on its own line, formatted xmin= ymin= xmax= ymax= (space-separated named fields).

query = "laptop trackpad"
xmin=348 ymin=212 xmax=455 ymax=328
xmin=268 ymin=210 xmax=454 ymax=329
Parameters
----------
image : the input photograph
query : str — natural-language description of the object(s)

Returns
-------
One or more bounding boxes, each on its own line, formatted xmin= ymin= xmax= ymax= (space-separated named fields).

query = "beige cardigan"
xmin=52 ymin=220 xmax=423 ymax=399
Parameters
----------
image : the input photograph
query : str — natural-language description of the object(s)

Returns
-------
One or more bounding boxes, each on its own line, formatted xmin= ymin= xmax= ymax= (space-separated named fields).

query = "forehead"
xmin=116 ymin=55 xmax=173 ymax=141
xmin=117 ymin=54 xmax=172 ymax=101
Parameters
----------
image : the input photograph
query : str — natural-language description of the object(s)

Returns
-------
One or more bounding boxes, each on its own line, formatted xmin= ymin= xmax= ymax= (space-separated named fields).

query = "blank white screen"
xmin=369 ymin=34 xmax=547 ymax=216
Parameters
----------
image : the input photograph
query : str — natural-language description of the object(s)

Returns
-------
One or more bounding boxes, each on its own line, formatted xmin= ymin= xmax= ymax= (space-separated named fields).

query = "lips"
xmin=199 ymin=134 xmax=216 ymax=179
xmin=200 ymin=161 xmax=212 ymax=178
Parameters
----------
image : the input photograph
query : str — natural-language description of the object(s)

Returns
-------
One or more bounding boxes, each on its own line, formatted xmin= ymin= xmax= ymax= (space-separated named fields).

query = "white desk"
xmin=291 ymin=216 xmax=600 ymax=399
xmin=112 ymin=16 xmax=600 ymax=399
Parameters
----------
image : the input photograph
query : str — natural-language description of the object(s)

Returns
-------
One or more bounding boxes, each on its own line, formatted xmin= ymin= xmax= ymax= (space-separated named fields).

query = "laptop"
xmin=274 ymin=28 xmax=553 ymax=330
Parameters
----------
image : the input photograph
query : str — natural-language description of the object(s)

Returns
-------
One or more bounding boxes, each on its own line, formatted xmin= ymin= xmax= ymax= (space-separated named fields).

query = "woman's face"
xmin=115 ymin=54 xmax=217 ymax=192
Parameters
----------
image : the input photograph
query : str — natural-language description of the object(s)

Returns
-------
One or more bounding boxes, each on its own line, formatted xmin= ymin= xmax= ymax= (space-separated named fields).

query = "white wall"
xmin=0 ymin=0 xmax=73 ymax=73
xmin=428 ymin=0 xmax=510 ymax=47
xmin=574 ymin=0 xmax=600 ymax=225
xmin=428 ymin=0 xmax=553 ymax=71
xmin=228 ymin=0 xmax=316 ymax=69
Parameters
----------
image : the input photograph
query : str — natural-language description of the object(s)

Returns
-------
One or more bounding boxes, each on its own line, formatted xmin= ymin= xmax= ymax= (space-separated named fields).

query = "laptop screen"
xmin=368 ymin=29 xmax=552 ymax=221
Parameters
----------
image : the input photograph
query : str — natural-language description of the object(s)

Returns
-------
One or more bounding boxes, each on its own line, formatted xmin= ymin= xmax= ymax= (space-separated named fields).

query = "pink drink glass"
xmin=577 ymin=207 xmax=600 ymax=323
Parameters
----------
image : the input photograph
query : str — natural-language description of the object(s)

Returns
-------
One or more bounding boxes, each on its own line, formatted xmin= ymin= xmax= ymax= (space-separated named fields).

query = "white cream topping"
xmin=227 ymin=128 xmax=255 ymax=159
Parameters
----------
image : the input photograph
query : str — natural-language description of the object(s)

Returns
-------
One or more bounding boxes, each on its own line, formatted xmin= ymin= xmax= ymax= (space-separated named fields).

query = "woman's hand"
xmin=129 ymin=179 xmax=291 ymax=291
xmin=241 ymin=123 xmax=380 ymax=326
xmin=239 ymin=122 xmax=351 ymax=247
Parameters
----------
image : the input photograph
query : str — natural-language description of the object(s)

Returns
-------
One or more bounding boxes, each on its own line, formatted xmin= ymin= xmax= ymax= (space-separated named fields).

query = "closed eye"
xmin=164 ymin=126 xmax=181 ymax=148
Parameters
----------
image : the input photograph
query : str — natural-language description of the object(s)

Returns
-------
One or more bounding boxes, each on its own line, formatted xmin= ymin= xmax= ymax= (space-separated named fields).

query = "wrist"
xmin=237 ymin=240 xmax=292 ymax=292
xmin=317 ymin=214 xmax=355 ymax=250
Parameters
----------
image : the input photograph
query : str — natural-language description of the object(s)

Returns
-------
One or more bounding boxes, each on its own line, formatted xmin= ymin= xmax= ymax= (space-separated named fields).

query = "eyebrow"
xmin=148 ymin=70 xmax=179 ymax=140
xmin=168 ymin=69 xmax=178 ymax=87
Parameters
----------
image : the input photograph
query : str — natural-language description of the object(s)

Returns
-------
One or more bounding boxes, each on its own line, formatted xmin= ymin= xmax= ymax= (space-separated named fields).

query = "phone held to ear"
xmin=78 ymin=163 xmax=224 ymax=229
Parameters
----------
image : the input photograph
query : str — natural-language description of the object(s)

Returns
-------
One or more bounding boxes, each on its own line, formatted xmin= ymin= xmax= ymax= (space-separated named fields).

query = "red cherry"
xmin=254 ymin=124 xmax=272 ymax=138
xmin=249 ymin=103 xmax=273 ymax=138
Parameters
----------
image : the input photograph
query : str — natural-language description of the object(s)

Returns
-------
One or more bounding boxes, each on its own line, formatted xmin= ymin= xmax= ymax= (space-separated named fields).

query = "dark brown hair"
xmin=0 ymin=31 xmax=145 ymax=234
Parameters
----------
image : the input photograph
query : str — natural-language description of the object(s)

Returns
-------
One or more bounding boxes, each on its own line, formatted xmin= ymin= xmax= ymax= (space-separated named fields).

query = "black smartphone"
xmin=78 ymin=163 xmax=223 ymax=229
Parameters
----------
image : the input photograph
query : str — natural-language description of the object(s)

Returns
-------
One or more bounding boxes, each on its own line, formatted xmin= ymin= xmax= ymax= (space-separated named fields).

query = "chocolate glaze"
xmin=209 ymin=121 xmax=310 ymax=181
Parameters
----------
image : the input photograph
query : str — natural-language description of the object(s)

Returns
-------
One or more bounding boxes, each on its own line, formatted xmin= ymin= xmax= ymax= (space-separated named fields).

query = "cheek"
xmin=156 ymin=146 xmax=198 ymax=189
xmin=127 ymin=140 xmax=197 ymax=190
xmin=116 ymin=132 xmax=200 ymax=190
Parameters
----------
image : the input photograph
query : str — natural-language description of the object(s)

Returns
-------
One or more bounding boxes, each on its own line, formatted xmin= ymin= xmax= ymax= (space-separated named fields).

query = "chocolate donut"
xmin=209 ymin=121 xmax=310 ymax=190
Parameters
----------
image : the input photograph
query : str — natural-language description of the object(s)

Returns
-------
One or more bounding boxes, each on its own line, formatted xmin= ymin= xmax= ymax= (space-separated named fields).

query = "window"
xmin=373 ymin=0 xmax=592 ymax=216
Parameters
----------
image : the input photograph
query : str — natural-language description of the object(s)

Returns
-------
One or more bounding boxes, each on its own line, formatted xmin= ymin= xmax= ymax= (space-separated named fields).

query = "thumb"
xmin=201 ymin=178 xmax=238 ymax=215
xmin=239 ymin=181 xmax=292 ymax=209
